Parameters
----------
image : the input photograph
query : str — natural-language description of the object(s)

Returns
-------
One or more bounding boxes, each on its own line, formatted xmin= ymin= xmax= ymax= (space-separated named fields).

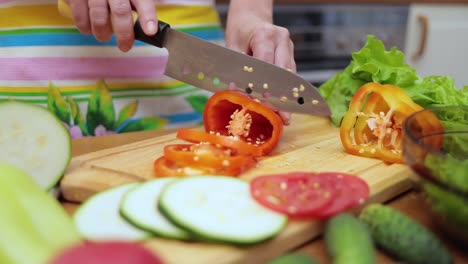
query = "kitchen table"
xmin=63 ymin=129 xmax=468 ymax=264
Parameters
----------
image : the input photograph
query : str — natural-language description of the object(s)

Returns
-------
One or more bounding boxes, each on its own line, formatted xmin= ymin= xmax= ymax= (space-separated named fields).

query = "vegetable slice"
xmin=159 ymin=176 xmax=288 ymax=244
xmin=153 ymin=156 xmax=248 ymax=177
xmin=119 ymin=178 xmax=192 ymax=240
xmin=163 ymin=143 xmax=257 ymax=171
xmin=250 ymin=172 xmax=335 ymax=218
xmin=250 ymin=172 xmax=370 ymax=219
xmin=177 ymin=128 xmax=263 ymax=157
xmin=0 ymin=101 xmax=71 ymax=190
xmin=73 ymin=183 xmax=151 ymax=241
xmin=316 ymin=173 xmax=370 ymax=219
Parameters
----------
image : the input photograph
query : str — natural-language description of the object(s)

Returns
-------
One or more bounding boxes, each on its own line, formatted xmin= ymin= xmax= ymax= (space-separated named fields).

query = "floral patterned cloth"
xmin=0 ymin=0 xmax=225 ymax=138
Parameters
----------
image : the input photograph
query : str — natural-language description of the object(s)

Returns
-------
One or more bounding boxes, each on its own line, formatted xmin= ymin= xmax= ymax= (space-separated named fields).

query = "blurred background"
xmin=216 ymin=2 xmax=468 ymax=88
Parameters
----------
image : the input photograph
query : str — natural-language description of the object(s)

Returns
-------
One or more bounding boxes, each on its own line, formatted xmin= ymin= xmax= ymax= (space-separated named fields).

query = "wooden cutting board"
xmin=60 ymin=114 xmax=417 ymax=264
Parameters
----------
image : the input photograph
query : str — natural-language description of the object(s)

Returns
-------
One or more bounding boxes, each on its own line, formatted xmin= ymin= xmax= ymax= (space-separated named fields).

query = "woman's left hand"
xmin=224 ymin=2 xmax=296 ymax=73
xmin=225 ymin=0 xmax=295 ymax=125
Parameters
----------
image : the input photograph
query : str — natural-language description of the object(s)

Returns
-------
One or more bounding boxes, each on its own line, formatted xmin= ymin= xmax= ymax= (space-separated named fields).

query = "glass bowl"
xmin=402 ymin=106 xmax=468 ymax=247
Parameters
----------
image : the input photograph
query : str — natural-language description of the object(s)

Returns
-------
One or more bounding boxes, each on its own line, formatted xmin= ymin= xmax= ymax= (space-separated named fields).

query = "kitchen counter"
xmin=64 ymin=130 xmax=468 ymax=264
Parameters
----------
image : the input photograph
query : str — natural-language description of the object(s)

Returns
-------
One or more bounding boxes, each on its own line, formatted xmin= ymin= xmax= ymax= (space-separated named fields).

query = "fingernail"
xmin=146 ymin=21 xmax=157 ymax=35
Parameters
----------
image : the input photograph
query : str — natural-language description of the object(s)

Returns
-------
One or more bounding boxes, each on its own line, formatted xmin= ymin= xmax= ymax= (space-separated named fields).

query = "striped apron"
xmin=0 ymin=0 xmax=224 ymax=138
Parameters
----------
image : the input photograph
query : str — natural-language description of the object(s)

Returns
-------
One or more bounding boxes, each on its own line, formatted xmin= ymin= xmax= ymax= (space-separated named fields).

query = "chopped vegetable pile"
xmin=153 ymin=90 xmax=284 ymax=177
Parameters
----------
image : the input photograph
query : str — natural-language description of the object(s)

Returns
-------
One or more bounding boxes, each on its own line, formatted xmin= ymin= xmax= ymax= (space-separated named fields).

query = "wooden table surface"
xmin=66 ymin=130 xmax=468 ymax=264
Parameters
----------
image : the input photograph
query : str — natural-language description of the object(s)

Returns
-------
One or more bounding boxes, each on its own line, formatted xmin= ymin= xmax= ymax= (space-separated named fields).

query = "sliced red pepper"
xmin=176 ymin=128 xmax=264 ymax=157
xmin=340 ymin=82 xmax=427 ymax=163
xmin=153 ymin=156 xmax=251 ymax=177
xmin=203 ymin=90 xmax=284 ymax=156
xmin=163 ymin=143 xmax=257 ymax=171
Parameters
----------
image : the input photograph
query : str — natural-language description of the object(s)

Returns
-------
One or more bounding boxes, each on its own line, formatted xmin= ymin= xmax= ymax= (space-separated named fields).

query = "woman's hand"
xmin=225 ymin=0 xmax=295 ymax=125
xmin=66 ymin=0 xmax=158 ymax=52
xmin=225 ymin=0 xmax=296 ymax=72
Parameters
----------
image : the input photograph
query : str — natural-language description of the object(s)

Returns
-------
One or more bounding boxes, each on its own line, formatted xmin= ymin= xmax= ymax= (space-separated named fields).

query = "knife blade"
xmin=134 ymin=20 xmax=331 ymax=116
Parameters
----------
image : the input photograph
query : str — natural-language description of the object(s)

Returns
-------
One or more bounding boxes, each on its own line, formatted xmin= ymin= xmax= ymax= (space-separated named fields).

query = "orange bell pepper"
xmin=203 ymin=90 xmax=284 ymax=156
xmin=340 ymin=82 xmax=424 ymax=163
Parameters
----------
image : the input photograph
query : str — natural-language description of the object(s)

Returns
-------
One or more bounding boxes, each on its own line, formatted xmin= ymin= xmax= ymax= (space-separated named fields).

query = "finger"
xmin=289 ymin=40 xmax=297 ymax=73
xmin=68 ymin=0 xmax=91 ymax=35
xmin=88 ymin=0 xmax=113 ymax=41
xmin=108 ymin=0 xmax=134 ymax=51
xmin=250 ymin=25 xmax=275 ymax=64
xmin=225 ymin=37 xmax=248 ymax=54
xmin=131 ymin=0 xmax=157 ymax=35
xmin=273 ymin=27 xmax=296 ymax=71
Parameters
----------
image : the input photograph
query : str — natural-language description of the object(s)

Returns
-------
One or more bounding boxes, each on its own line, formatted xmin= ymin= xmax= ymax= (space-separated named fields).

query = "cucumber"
xmin=120 ymin=178 xmax=192 ymax=240
xmin=74 ymin=183 xmax=151 ymax=241
xmin=0 ymin=163 xmax=81 ymax=256
xmin=159 ymin=176 xmax=288 ymax=244
xmin=359 ymin=204 xmax=452 ymax=264
xmin=0 ymin=165 xmax=64 ymax=264
xmin=0 ymin=101 xmax=71 ymax=190
xmin=324 ymin=213 xmax=375 ymax=264
xmin=423 ymin=182 xmax=468 ymax=242
xmin=266 ymin=253 xmax=318 ymax=264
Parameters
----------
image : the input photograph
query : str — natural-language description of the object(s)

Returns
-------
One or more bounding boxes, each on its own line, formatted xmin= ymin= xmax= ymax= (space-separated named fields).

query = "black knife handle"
xmin=134 ymin=19 xmax=171 ymax=48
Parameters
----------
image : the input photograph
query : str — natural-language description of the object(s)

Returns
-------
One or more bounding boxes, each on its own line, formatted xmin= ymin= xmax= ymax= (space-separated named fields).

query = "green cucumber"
xmin=0 ymin=163 xmax=81 ymax=264
xmin=0 ymin=101 xmax=71 ymax=190
xmin=159 ymin=175 xmax=288 ymax=245
xmin=324 ymin=213 xmax=375 ymax=264
xmin=359 ymin=204 xmax=452 ymax=264
xmin=74 ymin=183 xmax=151 ymax=241
xmin=267 ymin=253 xmax=318 ymax=264
xmin=423 ymin=182 xmax=468 ymax=242
xmin=120 ymin=178 xmax=192 ymax=240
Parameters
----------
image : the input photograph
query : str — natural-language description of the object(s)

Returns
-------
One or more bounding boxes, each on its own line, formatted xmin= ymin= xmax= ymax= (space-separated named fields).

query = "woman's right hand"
xmin=66 ymin=0 xmax=158 ymax=52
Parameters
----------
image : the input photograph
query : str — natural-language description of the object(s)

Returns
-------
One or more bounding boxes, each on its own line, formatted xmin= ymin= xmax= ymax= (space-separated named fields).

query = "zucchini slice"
xmin=74 ymin=183 xmax=151 ymax=241
xmin=0 ymin=101 xmax=71 ymax=190
xmin=159 ymin=176 xmax=288 ymax=244
xmin=120 ymin=178 xmax=192 ymax=240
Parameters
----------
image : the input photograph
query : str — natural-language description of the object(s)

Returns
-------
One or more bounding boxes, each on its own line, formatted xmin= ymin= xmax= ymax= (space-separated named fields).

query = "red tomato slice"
xmin=313 ymin=173 xmax=370 ymax=219
xmin=177 ymin=128 xmax=264 ymax=157
xmin=163 ymin=143 xmax=257 ymax=171
xmin=250 ymin=172 xmax=370 ymax=219
xmin=250 ymin=172 xmax=336 ymax=218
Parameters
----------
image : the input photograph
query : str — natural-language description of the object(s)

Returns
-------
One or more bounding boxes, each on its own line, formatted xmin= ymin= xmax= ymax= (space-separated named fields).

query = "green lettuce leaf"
xmin=319 ymin=34 xmax=468 ymax=126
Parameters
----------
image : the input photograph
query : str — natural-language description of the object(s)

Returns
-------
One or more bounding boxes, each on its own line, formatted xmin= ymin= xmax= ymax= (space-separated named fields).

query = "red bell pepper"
xmin=203 ymin=90 xmax=284 ymax=156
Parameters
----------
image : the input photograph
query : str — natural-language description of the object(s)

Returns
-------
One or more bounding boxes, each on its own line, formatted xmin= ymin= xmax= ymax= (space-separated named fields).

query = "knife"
xmin=57 ymin=0 xmax=330 ymax=116
xmin=133 ymin=20 xmax=330 ymax=116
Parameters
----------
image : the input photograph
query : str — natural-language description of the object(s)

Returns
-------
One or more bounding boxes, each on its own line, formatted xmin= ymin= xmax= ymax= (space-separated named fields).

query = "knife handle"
xmin=134 ymin=19 xmax=171 ymax=48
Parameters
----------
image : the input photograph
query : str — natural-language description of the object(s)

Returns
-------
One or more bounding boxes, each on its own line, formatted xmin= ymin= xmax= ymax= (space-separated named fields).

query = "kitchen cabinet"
xmin=404 ymin=4 xmax=468 ymax=88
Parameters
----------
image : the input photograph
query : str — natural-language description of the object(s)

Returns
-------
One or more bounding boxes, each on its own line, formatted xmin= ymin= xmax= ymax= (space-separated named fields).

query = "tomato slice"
xmin=163 ymin=143 xmax=257 ymax=171
xmin=176 ymin=128 xmax=264 ymax=157
xmin=250 ymin=172 xmax=335 ymax=218
xmin=250 ymin=172 xmax=370 ymax=219
xmin=313 ymin=173 xmax=370 ymax=219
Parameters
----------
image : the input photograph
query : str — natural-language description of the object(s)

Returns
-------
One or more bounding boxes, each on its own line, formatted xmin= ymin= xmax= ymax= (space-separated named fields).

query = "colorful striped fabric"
xmin=0 ymin=0 xmax=225 ymax=138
